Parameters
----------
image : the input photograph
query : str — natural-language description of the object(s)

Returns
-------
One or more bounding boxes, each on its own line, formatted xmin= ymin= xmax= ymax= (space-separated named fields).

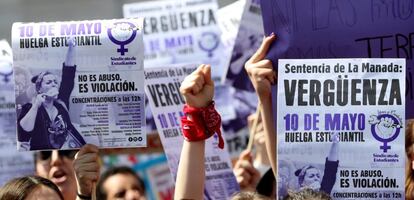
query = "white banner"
xmin=12 ymin=19 xmax=146 ymax=151
xmin=124 ymin=0 xmax=227 ymax=83
xmin=277 ymin=58 xmax=405 ymax=199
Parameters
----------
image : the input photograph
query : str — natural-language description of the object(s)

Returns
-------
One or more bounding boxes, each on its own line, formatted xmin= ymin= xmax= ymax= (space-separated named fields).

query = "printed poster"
xmin=222 ymin=0 xmax=264 ymax=158
xmin=12 ymin=19 xmax=146 ymax=151
xmin=217 ymin=0 xmax=246 ymax=70
xmin=0 ymin=40 xmax=34 ymax=185
xmin=145 ymin=65 xmax=240 ymax=199
xmin=260 ymin=0 xmax=414 ymax=119
xmin=277 ymin=59 xmax=405 ymax=199
xmin=123 ymin=0 xmax=227 ymax=83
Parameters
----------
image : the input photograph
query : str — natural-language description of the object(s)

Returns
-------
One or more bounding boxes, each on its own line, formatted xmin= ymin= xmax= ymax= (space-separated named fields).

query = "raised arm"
xmin=327 ymin=132 xmax=339 ymax=162
xmin=174 ymin=64 xmax=214 ymax=200
xmin=59 ymin=37 xmax=76 ymax=108
xmin=65 ymin=37 xmax=76 ymax=67
xmin=244 ymin=34 xmax=277 ymax=176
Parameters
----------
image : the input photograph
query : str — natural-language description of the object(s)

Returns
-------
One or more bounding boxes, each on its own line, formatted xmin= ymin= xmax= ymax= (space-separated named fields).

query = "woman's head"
xmin=35 ymin=150 xmax=78 ymax=200
xmin=31 ymin=72 xmax=59 ymax=97
xmin=0 ymin=176 xmax=63 ymax=200
xmin=295 ymin=165 xmax=321 ymax=190
xmin=97 ymin=166 xmax=146 ymax=200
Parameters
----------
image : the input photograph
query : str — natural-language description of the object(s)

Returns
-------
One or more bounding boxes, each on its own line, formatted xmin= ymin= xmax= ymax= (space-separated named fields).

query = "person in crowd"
xmin=283 ymin=188 xmax=332 ymax=200
xmin=233 ymin=150 xmax=261 ymax=192
xmin=35 ymin=144 xmax=100 ymax=200
xmin=96 ymin=166 xmax=146 ymax=200
xmin=18 ymin=38 xmax=85 ymax=150
xmin=233 ymin=113 xmax=274 ymax=195
xmin=174 ymin=33 xmax=277 ymax=199
xmin=244 ymin=32 xmax=340 ymax=198
xmin=233 ymin=149 xmax=275 ymax=198
xmin=231 ymin=191 xmax=271 ymax=200
xmin=174 ymin=64 xmax=216 ymax=200
xmin=0 ymin=175 xmax=64 ymax=200
xmin=243 ymin=33 xmax=277 ymax=176
xmin=406 ymin=119 xmax=414 ymax=199
xmin=174 ymin=63 xmax=270 ymax=199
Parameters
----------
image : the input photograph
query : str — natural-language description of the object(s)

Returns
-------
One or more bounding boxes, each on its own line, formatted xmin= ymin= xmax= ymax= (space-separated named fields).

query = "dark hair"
xmin=295 ymin=165 xmax=318 ymax=187
xmin=256 ymin=168 xmax=275 ymax=197
xmin=96 ymin=166 xmax=146 ymax=200
xmin=231 ymin=191 xmax=271 ymax=200
xmin=31 ymin=71 xmax=53 ymax=93
xmin=283 ymin=188 xmax=332 ymax=200
xmin=0 ymin=176 xmax=64 ymax=200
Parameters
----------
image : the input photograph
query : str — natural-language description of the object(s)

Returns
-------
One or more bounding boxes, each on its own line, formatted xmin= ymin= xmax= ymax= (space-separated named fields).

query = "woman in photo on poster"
xmin=18 ymin=38 xmax=86 ymax=150
xmin=291 ymin=132 xmax=339 ymax=197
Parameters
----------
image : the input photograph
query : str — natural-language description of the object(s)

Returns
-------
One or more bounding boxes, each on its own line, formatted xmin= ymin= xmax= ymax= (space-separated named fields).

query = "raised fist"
xmin=376 ymin=117 xmax=395 ymax=138
xmin=180 ymin=64 xmax=214 ymax=108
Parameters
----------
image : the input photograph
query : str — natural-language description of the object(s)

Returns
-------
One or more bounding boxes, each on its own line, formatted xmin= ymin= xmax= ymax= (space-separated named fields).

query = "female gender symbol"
xmin=107 ymin=22 xmax=137 ymax=56
xmin=198 ymin=32 xmax=220 ymax=58
xmin=370 ymin=114 xmax=401 ymax=153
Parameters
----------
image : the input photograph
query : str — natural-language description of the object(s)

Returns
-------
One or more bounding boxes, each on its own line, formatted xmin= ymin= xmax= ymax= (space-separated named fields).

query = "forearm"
xmin=174 ymin=140 xmax=205 ymax=200
xmin=19 ymin=107 xmax=38 ymax=132
xmin=260 ymin=95 xmax=276 ymax=177
xmin=327 ymin=143 xmax=339 ymax=161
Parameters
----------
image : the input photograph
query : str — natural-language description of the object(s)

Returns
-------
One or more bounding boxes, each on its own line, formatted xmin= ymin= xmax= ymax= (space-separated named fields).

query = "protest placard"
xmin=145 ymin=64 xmax=240 ymax=199
xmin=0 ymin=40 xmax=34 ymax=185
xmin=277 ymin=58 xmax=405 ymax=199
xmin=12 ymin=19 xmax=146 ymax=151
xmin=221 ymin=0 xmax=264 ymax=158
xmin=261 ymin=0 xmax=414 ymax=119
xmin=124 ymin=0 xmax=227 ymax=83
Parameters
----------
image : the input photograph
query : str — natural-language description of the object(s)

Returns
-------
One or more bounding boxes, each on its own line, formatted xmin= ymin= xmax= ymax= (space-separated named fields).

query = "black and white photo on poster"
xmin=12 ymin=19 xmax=146 ymax=151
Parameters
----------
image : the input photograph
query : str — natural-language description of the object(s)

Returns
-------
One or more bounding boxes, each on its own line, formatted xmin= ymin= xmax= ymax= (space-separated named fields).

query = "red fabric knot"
xmin=181 ymin=101 xmax=224 ymax=149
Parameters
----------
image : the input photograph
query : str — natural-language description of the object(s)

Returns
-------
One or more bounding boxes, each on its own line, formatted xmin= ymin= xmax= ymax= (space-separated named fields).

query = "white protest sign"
xmin=145 ymin=65 xmax=240 ymax=199
xmin=12 ymin=19 xmax=146 ymax=151
xmin=0 ymin=40 xmax=34 ymax=185
xmin=277 ymin=58 xmax=405 ymax=199
xmin=124 ymin=0 xmax=227 ymax=83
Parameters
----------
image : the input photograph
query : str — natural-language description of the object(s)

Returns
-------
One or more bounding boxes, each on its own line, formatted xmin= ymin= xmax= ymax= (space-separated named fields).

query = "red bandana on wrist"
xmin=181 ymin=101 xmax=224 ymax=149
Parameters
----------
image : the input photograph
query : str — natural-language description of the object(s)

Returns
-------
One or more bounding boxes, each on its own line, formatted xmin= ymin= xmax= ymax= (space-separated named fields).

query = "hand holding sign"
xmin=233 ymin=150 xmax=261 ymax=191
xmin=244 ymin=34 xmax=276 ymax=101
xmin=180 ymin=64 xmax=214 ymax=108
xmin=74 ymin=144 xmax=100 ymax=198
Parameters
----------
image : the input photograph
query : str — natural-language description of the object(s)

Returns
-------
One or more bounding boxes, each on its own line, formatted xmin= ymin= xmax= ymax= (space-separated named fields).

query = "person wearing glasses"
xmin=35 ymin=144 xmax=100 ymax=200
xmin=17 ymin=38 xmax=86 ymax=150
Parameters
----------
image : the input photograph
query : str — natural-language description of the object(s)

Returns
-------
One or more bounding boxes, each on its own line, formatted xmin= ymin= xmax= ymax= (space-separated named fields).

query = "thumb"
xmin=239 ymin=150 xmax=253 ymax=163
xmin=202 ymin=65 xmax=214 ymax=86
xmin=75 ymin=144 xmax=99 ymax=159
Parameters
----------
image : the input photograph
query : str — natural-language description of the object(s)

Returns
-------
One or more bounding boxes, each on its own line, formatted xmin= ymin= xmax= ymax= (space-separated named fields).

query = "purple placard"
xmin=260 ymin=0 xmax=414 ymax=118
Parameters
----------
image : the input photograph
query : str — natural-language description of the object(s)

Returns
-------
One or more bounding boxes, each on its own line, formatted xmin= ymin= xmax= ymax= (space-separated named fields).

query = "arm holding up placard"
xmin=244 ymin=34 xmax=277 ymax=176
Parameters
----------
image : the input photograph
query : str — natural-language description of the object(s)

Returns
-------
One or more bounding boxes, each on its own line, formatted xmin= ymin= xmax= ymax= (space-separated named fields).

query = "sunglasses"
xmin=37 ymin=150 xmax=77 ymax=161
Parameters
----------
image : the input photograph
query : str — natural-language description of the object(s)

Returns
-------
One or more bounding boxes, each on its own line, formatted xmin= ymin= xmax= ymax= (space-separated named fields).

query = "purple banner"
xmin=260 ymin=0 xmax=414 ymax=118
